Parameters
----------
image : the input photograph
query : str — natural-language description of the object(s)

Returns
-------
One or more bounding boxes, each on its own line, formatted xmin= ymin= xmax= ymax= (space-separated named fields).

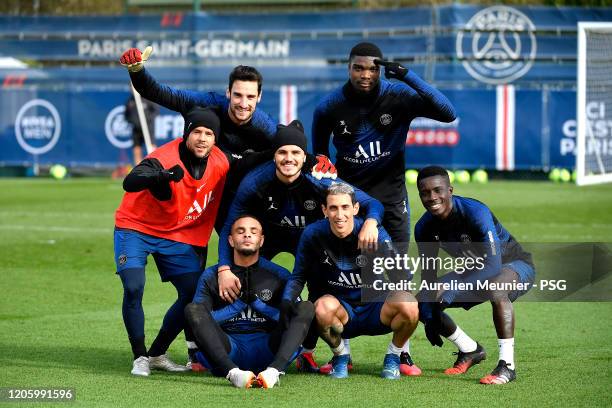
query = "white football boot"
xmin=226 ymin=368 xmax=256 ymax=388
xmin=256 ymin=367 xmax=281 ymax=389
xmin=149 ymin=354 xmax=190 ymax=372
xmin=131 ymin=356 xmax=150 ymax=377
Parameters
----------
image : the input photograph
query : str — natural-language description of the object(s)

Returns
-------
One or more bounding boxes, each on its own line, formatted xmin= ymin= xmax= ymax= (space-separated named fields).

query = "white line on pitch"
xmin=0 ymin=224 xmax=109 ymax=233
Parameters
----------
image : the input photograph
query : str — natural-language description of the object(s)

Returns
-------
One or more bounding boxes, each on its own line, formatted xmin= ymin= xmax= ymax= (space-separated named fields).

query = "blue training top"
xmin=414 ymin=195 xmax=533 ymax=303
xmin=217 ymin=161 xmax=384 ymax=267
xmin=283 ymin=217 xmax=407 ymax=305
xmin=312 ymin=71 xmax=456 ymax=203
xmin=193 ymin=258 xmax=290 ymax=334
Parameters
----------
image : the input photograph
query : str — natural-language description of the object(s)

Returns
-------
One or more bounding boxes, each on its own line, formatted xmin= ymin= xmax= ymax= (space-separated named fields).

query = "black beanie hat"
xmin=273 ymin=120 xmax=308 ymax=153
xmin=183 ymin=106 xmax=221 ymax=139
xmin=349 ymin=42 xmax=383 ymax=59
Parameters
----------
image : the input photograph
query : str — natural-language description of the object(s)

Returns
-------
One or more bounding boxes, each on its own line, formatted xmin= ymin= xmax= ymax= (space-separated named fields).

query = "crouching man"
xmin=185 ymin=215 xmax=314 ymax=388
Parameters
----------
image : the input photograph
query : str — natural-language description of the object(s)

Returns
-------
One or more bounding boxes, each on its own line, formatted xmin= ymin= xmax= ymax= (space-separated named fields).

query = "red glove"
xmin=119 ymin=46 xmax=153 ymax=72
xmin=312 ymin=155 xmax=337 ymax=180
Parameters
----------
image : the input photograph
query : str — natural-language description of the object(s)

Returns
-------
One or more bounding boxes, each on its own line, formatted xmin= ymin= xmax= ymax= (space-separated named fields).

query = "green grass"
xmin=0 ymin=178 xmax=611 ymax=407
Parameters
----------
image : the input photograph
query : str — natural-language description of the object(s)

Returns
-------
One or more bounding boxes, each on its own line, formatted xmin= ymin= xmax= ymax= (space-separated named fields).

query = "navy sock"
xmin=119 ymin=268 xmax=146 ymax=353
xmin=148 ymin=272 xmax=200 ymax=357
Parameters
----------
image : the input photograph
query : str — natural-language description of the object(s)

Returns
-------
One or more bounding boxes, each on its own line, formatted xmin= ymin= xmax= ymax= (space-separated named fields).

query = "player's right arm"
xmin=414 ymin=218 xmax=440 ymax=285
xmin=120 ymin=47 xmax=221 ymax=113
xmin=282 ymin=226 xmax=316 ymax=303
xmin=122 ymin=158 xmax=184 ymax=200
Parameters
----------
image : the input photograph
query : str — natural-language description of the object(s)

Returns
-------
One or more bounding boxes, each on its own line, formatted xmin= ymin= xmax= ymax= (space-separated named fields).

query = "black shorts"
xmin=381 ymin=195 xmax=410 ymax=250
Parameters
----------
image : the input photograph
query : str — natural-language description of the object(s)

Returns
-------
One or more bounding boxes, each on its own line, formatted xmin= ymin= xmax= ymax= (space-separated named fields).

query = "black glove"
xmin=158 ymin=164 xmax=184 ymax=183
xmin=374 ymin=59 xmax=409 ymax=80
xmin=279 ymin=300 xmax=295 ymax=330
xmin=419 ymin=302 xmax=444 ymax=347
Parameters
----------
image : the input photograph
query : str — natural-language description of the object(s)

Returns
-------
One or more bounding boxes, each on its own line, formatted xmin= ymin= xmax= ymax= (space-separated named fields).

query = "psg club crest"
xmin=304 ymin=200 xmax=317 ymax=210
xmin=259 ymin=289 xmax=273 ymax=301
xmin=356 ymin=254 xmax=368 ymax=267
xmin=118 ymin=254 xmax=127 ymax=266
xmin=456 ymin=6 xmax=537 ymax=84
xmin=380 ymin=114 xmax=392 ymax=126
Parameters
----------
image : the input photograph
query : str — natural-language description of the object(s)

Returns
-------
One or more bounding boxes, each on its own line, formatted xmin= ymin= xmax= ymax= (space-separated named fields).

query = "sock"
xmin=387 ymin=341 xmax=403 ymax=357
xmin=129 ymin=336 xmax=147 ymax=360
xmin=401 ymin=340 xmax=410 ymax=355
xmin=187 ymin=340 xmax=199 ymax=361
xmin=498 ymin=338 xmax=515 ymax=369
xmin=446 ymin=326 xmax=478 ymax=353
xmin=332 ymin=341 xmax=349 ymax=356
xmin=342 ymin=338 xmax=351 ymax=355
xmin=301 ymin=348 xmax=315 ymax=354
xmin=148 ymin=328 xmax=175 ymax=357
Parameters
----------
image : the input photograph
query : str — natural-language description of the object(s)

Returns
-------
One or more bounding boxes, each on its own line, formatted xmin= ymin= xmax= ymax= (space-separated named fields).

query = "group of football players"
xmin=114 ymin=42 xmax=534 ymax=388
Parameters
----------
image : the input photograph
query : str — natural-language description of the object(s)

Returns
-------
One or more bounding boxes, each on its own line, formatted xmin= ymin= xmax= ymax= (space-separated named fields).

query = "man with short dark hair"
xmin=311 ymin=41 xmax=456 ymax=374
xmin=283 ymin=182 xmax=419 ymax=380
xmin=119 ymin=47 xmax=335 ymax=229
xmin=185 ymin=215 xmax=314 ymax=389
xmin=415 ymin=165 xmax=535 ymax=385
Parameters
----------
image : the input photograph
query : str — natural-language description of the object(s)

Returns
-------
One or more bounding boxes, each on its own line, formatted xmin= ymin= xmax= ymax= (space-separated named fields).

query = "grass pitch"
xmin=0 ymin=178 xmax=611 ymax=407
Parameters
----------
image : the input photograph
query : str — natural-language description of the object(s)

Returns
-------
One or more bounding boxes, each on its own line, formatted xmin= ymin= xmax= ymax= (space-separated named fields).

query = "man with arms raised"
xmin=311 ymin=41 xmax=456 ymax=374
xmin=115 ymin=107 xmax=228 ymax=376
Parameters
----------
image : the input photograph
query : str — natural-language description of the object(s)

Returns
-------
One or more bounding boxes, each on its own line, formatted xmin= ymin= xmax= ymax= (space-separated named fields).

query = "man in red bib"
xmin=114 ymin=106 xmax=229 ymax=376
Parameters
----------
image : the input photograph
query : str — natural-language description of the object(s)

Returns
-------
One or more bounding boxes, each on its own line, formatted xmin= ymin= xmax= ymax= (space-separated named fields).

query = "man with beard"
xmin=115 ymin=106 xmax=228 ymax=376
xmin=185 ymin=215 xmax=314 ymax=389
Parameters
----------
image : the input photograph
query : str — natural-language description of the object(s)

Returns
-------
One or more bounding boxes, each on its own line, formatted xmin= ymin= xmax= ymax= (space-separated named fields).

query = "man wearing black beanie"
xmin=115 ymin=106 xmax=236 ymax=377
xmin=216 ymin=119 xmax=383 ymax=297
xmin=311 ymin=41 xmax=458 ymax=376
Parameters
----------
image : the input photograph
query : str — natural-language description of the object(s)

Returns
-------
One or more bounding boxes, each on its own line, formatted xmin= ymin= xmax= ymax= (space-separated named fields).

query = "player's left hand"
xmin=439 ymin=289 xmax=456 ymax=309
xmin=358 ymin=218 xmax=379 ymax=252
xmin=419 ymin=302 xmax=444 ymax=347
xmin=311 ymin=155 xmax=337 ymax=180
xmin=119 ymin=46 xmax=153 ymax=73
xmin=374 ymin=59 xmax=409 ymax=80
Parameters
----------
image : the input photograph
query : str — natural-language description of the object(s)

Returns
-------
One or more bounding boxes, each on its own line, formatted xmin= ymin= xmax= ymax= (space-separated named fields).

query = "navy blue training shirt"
xmin=217 ymin=161 xmax=384 ymax=267
xmin=312 ymin=71 xmax=457 ymax=203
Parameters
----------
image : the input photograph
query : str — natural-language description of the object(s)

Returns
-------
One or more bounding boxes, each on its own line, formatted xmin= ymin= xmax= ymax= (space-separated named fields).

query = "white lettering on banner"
xmin=155 ymin=115 xmax=184 ymax=140
xmin=561 ymin=101 xmax=612 ymax=156
xmin=406 ymin=117 xmax=461 ymax=146
xmin=15 ymin=99 xmax=62 ymax=155
xmin=78 ymin=40 xmax=134 ymax=58
xmin=77 ymin=39 xmax=289 ymax=59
